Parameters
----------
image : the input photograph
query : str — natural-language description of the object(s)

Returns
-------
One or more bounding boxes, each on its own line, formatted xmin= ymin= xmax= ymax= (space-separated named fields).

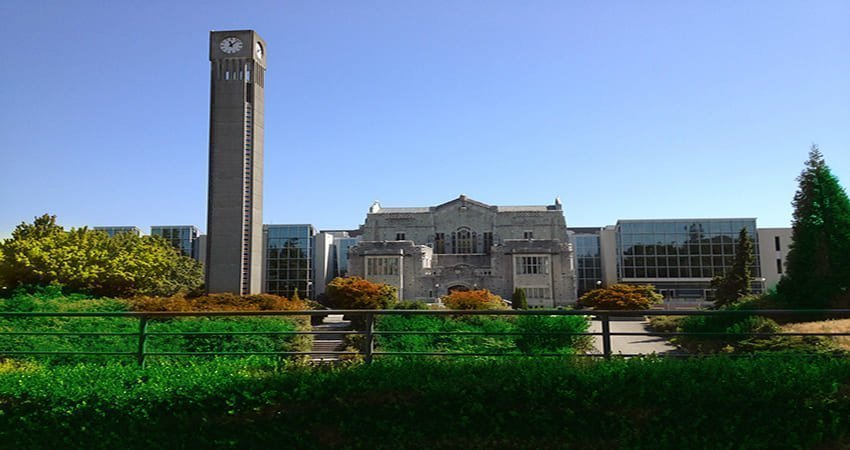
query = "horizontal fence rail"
xmin=1 ymin=309 xmax=849 ymax=366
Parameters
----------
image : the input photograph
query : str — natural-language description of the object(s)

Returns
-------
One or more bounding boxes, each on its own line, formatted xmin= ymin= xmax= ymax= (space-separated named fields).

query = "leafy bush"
xmin=132 ymin=293 xmax=308 ymax=312
xmin=578 ymin=284 xmax=662 ymax=310
xmin=145 ymin=317 xmax=309 ymax=359
xmin=1 ymin=357 xmax=850 ymax=449
xmin=677 ymin=313 xmax=782 ymax=353
xmin=374 ymin=313 xmax=590 ymax=355
xmin=646 ymin=315 xmax=684 ymax=333
xmin=0 ymin=291 xmax=312 ymax=365
xmin=514 ymin=314 xmax=591 ymax=354
xmin=325 ymin=276 xmax=397 ymax=309
xmin=374 ymin=314 xmax=516 ymax=354
xmin=393 ymin=300 xmax=430 ymax=310
xmin=442 ymin=289 xmax=507 ymax=310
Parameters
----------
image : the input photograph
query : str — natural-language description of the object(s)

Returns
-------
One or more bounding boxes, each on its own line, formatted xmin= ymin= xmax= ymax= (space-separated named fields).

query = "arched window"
xmin=455 ymin=227 xmax=473 ymax=254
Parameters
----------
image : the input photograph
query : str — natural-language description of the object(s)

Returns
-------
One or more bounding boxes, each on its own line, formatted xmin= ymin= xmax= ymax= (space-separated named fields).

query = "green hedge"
xmin=374 ymin=314 xmax=591 ymax=355
xmin=0 ymin=291 xmax=311 ymax=365
xmin=0 ymin=357 xmax=849 ymax=448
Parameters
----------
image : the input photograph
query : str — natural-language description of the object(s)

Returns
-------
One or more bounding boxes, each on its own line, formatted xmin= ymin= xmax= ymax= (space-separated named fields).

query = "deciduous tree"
xmin=325 ymin=276 xmax=397 ymax=309
xmin=0 ymin=214 xmax=203 ymax=297
xmin=578 ymin=284 xmax=662 ymax=310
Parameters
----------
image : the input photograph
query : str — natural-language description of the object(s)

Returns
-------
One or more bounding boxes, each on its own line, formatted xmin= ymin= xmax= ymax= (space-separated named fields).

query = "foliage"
xmin=646 ymin=315 xmax=685 ymax=333
xmin=676 ymin=312 xmax=781 ymax=353
xmin=392 ymin=300 xmax=430 ymax=310
xmin=0 ymin=290 xmax=310 ymax=365
xmin=442 ymin=289 xmax=507 ymax=310
xmin=711 ymin=227 xmax=754 ymax=308
xmin=577 ymin=284 xmax=662 ymax=310
xmin=1 ymin=357 xmax=850 ymax=448
xmin=511 ymin=287 xmax=528 ymax=310
xmin=325 ymin=276 xmax=397 ymax=309
xmin=132 ymin=293 xmax=308 ymax=312
xmin=513 ymin=314 xmax=591 ymax=354
xmin=373 ymin=315 xmax=516 ymax=354
xmin=0 ymin=214 xmax=204 ymax=297
xmin=374 ymin=313 xmax=591 ymax=355
xmin=778 ymin=146 xmax=850 ymax=308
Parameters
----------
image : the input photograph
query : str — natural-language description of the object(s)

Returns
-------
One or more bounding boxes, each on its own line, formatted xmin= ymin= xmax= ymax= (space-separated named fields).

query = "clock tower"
xmin=206 ymin=30 xmax=267 ymax=294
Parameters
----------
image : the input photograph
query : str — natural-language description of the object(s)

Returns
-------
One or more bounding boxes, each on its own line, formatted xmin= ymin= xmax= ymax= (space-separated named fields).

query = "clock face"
xmin=255 ymin=42 xmax=263 ymax=59
xmin=219 ymin=37 xmax=243 ymax=54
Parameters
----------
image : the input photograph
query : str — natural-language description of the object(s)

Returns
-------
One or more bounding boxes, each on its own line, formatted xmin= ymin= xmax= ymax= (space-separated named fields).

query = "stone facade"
xmin=348 ymin=195 xmax=577 ymax=307
xmin=206 ymin=30 xmax=267 ymax=295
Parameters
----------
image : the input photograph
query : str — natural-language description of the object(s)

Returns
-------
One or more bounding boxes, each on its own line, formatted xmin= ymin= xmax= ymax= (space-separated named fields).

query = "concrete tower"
xmin=206 ymin=30 xmax=266 ymax=294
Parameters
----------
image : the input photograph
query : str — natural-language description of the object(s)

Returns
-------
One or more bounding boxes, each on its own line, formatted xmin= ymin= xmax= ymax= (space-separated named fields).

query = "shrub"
xmin=375 ymin=314 xmax=517 ymax=354
xmin=647 ymin=315 xmax=684 ymax=333
xmin=442 ymin=289 xmax=507 ymax=310
xmin=0 ymin=291 xmax=312 ymax=365
xmin=325 ymin=276 xmax=397 ymax=309
xmin=678 ymin=313 xmax=781 ymax=353
xmin=578 ymin=284 xmax=662 ymax=310
xmin=393 ymin=300 xmax=430 ymax=310
xmin=1 ymin=357 xmax=850 ymax=449
xmin=511 ymin=288 xmax=528 ymax=310
xmin=132 ymin=293 xmax=308 ymax=312
xmin=514 ymin=314 xmax=591 ymax=354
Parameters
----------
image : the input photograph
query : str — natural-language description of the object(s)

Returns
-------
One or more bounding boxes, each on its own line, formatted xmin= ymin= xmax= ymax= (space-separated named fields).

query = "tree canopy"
xmin=442 ymin=289 xmax=507 ymax=310
xmin=711 ymin=228 xmax=754 ymax=308
xmin=778 ymin=146 xmax=850 ymax=308
xmin=578 ymin=284 xmax=662 ymax=310
xmin=325 ymin=276 xmax=398 ymax=309
xmin=0 ymin=214 xmax=204 ymax=298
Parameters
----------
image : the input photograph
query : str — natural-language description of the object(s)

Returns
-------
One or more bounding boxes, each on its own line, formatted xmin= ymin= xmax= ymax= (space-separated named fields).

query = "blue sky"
xmin=1 ymin=1 xmax=848 ymax=238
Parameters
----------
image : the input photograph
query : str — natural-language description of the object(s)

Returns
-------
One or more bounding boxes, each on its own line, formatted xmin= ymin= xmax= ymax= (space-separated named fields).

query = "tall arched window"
xmin=455 ymin=227 xmax=473 ymax=254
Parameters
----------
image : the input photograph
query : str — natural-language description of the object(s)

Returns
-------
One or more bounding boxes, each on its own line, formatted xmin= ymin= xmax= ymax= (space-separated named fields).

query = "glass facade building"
xmin=573 ymin=231 xmax=603 ymax=296
xmin=332 ymin=237 xmax=360 ymax=278
xmin=616 ymin=219 xmax=761 ymax=299
xmin=264 ymin=224 xmax=315 ymax=298
xmin=150 ymin=225 xmax=200 ymax=258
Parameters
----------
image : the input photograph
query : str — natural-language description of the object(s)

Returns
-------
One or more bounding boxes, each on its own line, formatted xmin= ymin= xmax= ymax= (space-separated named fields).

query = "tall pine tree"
xmin=711 ymin=228 xmax=754 ymax=308
xmin=778 ymin=145 xmax=850 ymax=308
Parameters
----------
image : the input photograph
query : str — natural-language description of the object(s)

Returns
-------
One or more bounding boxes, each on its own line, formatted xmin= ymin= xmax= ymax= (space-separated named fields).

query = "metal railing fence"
xmin=1 ymin=309 xmax=850 ymax=366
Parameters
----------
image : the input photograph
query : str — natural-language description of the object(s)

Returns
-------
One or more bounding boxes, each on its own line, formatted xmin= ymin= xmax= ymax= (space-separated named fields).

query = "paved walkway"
xmin=588 ymin=319 xmax=681 ymax=356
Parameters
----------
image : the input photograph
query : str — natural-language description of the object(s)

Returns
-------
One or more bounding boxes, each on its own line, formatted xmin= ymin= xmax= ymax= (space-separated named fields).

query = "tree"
xmin=778 ymin=146 xmax=850 ymax=308
xmin=511 ymin=288 xmax=528 ymax=310
xmin=442 ymin=289 xmax=507 ymax=310
xmin=711 ymin=228 xmax=754 ymax=308
xmin=325 ymin=276 xmax=398 ymax=309
xmin=0 ymin=214 xmax=204 ymax=297
xmin=578 ymin=284 xmax=662 ymax=310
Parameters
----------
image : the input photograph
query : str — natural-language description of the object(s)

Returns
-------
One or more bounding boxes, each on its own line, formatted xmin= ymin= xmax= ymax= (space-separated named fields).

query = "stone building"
xmin=347 ymin=195 xmax=577 ymax=307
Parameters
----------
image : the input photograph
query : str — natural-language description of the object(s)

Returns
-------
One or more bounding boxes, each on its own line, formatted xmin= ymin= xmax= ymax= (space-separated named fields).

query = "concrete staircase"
xmin=310 ymin=314 xmax=352 ymax=362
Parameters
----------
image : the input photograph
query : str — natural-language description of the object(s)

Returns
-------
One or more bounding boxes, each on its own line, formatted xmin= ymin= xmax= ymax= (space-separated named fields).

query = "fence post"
xmin=364 ymin=312 xmax=375 ymax=365
xmin=137 ymin=316 xmax=148 ymax=368
xmin=601 ymin=314 xmax=612 ymax=359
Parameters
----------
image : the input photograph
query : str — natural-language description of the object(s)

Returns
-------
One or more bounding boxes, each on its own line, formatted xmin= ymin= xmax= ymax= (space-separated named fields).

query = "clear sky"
xmin=1 ymin=1 xmax=848 ymax=238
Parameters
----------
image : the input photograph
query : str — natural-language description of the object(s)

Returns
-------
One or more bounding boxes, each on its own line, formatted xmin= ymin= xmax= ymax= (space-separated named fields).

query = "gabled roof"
xmin=368 ymin=195 xmax=561 ymax=214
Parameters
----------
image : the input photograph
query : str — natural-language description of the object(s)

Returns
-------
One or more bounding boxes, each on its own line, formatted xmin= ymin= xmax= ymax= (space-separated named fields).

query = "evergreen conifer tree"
xmin=512 ymin=288 xmax=528 ymax=310
xmin=778 ymin=145 xmax=850 ymax=307
xmin=711 ymin=228 xmax=754 ymax=308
